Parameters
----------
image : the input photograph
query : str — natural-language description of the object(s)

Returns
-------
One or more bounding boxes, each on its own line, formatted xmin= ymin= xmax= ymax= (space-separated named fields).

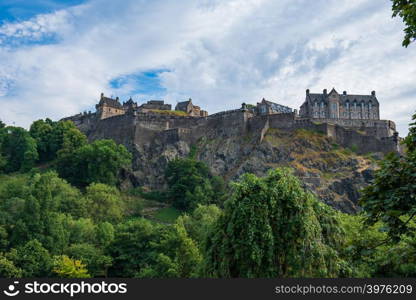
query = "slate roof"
xmin=176 ymin=100 xmax=192 ymax=111
xmin=98 ymin=96 xmax=123 ymax=109
xmin=260 ymin=99 xmax=293 ymax=113
xmin=306 ymin=91 xmax=379 ymax=105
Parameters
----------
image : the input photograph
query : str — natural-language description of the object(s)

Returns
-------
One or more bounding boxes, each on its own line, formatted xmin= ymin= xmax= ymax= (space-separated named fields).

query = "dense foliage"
xmin=0 ymin=126 xmax=38 ymax=173
xmin=165 ymin=158 xmax=226 ymax=211
xmin=204 ymin=169 xmax=347 ymax=277
xmin=360 ymin=112 xmax=416 ymax=240
xmin=392 ymin=0 xmax=416 ymax=47
xmin=57 ymin=139 xmax=132 ymax=187
xmin=0 ymin=115 xmax=415 ymax=278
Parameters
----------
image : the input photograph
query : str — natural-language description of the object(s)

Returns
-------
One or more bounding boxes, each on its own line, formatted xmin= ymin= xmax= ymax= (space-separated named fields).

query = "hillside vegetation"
xmin=0 ymin=113 xmax=415 ymax=278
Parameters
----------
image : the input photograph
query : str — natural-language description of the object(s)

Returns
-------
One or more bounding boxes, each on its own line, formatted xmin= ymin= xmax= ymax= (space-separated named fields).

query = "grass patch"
xmin=189 ymin=144 xmax=198 ymax=159
xmin=153 ymin=207 xmax=181 ymax=223
xmin=349 ymin=144 xmax=359 ymax=153
xmin=149 ymin=109 xmax=188 ymax=116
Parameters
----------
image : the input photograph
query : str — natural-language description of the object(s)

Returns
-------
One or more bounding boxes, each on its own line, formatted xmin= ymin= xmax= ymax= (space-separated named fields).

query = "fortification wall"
xmin=64 ymin=105 xmax=400 ymax=156
xmin=88 ymin=113 xmax=137 ymax=149
xmin=61 ymin=112 xmax=97 ymax=134
xmin=313 ymin=118 xmax=396 ymax=138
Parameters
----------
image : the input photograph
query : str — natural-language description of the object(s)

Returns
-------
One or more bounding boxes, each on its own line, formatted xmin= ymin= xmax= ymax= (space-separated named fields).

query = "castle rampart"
xmin=62 ymin=89 xmax=401 ymax=156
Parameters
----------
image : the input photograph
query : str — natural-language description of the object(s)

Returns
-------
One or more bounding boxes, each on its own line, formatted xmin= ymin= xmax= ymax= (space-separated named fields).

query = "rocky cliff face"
xmin=68 ymin=110 xmax=388 ymax=214
xmin=124 ymin=125 xmax=378 ymax=214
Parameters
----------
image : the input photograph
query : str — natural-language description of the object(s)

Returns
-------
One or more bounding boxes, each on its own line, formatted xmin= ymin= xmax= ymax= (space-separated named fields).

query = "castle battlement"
xmin=62 ymin=89 xmax=401 ymax=155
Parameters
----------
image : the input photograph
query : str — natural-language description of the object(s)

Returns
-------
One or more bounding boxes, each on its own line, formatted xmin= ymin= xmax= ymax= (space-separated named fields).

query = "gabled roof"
xmin=259 ymin=98 xmax=293 ymax=112
xmin=306 ymin=91 xmax=378 ymax=105
xmin=98 ymin=97 xmax=123 ymax=109
xmin=176 ymin=99 xmax=192 ymax=111
xmin=123 ymin=98 xmax=135 ymax=106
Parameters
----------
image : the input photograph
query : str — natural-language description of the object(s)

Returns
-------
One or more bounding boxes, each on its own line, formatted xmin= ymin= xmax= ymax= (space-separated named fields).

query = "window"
xmin=353 ymin=102 xmax=357 ymax=109
xmin=314 ymin=111 xmax=318 ymax=117
xmin=368 ymin=102 xmax=372 ymax=109
xmin=332 ymin=103 xmax=337 ymax=110
xmin=321 ymin=111 xmax=325 ymax=117
xmin=314 ymin=101 xmax=318 ymax=107
xmin=345 ymin=101 xmax=350 ymax=109
xmin=321 ymin=102 xmax=325 ymax=108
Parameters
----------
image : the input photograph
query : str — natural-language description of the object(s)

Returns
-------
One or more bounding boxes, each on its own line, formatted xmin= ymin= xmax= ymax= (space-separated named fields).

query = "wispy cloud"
xmin=0 ymin=0 xmax=414 ymax=135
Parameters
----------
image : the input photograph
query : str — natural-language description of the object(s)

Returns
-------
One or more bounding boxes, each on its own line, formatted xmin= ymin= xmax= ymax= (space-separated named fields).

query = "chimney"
xmin=100 ymin=92 xmax=104 ymax=99
xmin=371 ymin=91 xmax=376 ymax=96
xmin=116 ymin=96 xmax=119 ymax=101
xmin=306 ymin=89 xmax=310 ymax=95
xmin=323 ymin=89 xmax=327 ymax=95
xmin=343 ymin=91 xmax=347 ymax=95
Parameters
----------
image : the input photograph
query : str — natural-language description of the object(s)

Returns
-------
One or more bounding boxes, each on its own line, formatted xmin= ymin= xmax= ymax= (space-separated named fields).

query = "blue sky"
xmin=0 ymin=0 xmax=85 ymax=23
xmin=0 ymin=0 xmax=415 ymax=135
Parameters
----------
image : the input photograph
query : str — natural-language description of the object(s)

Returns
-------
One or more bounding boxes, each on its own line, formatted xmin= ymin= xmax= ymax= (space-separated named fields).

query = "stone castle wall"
xmin=64 ymin=107 xmax=400 ymax=155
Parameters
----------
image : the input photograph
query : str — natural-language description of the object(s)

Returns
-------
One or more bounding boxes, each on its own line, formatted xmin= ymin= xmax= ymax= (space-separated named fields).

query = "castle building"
xmin=256 ymin=98 xmax=293 ymax=115
xmin=96 ymin=93 xmax=125 ymax=120
xmin=138 ymin=100 xmax=172 ymax=112
xmin=175 ymin=98 xmax=208 ymax=117
xmin=299 ymin=88 xmax=380 ymax=120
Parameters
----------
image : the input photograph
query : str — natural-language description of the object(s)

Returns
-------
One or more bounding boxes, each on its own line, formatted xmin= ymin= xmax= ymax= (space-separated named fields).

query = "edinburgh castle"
xmin=64 ymin=88 xmax=400 ymax=155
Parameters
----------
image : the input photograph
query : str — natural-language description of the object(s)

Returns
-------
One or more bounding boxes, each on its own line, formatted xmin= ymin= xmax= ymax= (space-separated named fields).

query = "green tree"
xmin=7 ymin=240 xmax=53 ymax=277
xmin=360 ymin=112 xmax=416 ymax=240
xmin=57 ymin=139 xmax=132 ymax=187
xmin=30 ymin=119 xmax=87 ymax=162
xmin=1 ymin=172 xmax=83 ymax=252
xmin=392 ymin=0 xmax=416 ymax=47
xmin=0 ymin=120 xmax=5 ymax=129
xmin=204 ymin=168 xmax=346 ymax=278
xmin=165 ymin=158 xmax=225 ymax=211
xmin=67 ymin=217 xmax=96 ymax=245
xmin=95 ymin=222 xmax=115 ymax=248
xmin=0 ymin=126 xmax=38 ymax=173
xmin=108 ymin=218 xmax=160 ymax=277
xmin=0 ymin=255 xmax=23 ymax=278
xmin=53 ymin=255 xmax=90 ymax=278
xmin=65 ymin=243 xmax=112 ymax=277
xmin=137 ymin=222 xmax=202 ymax=278
xmin=85 ymin=183 xmax=124 ymax=223
xmin=29 ymin=119 xmax=54 ymax=162
xmin=178 ymin=204 xmax=222 ymax=249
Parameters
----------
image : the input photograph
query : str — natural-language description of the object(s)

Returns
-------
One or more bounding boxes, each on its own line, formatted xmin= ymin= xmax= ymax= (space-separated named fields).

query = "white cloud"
xmin=0 ymin=0 xmax=414 ymax=135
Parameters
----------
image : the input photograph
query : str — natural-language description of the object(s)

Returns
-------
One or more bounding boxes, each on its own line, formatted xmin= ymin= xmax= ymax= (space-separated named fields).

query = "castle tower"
xmin=95 ymin=93 xmax=125 ymax=120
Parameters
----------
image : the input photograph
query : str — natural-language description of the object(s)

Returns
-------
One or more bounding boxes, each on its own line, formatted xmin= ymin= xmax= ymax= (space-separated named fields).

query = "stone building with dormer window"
xmin=299 ymin=88 xmax=380 ymax=120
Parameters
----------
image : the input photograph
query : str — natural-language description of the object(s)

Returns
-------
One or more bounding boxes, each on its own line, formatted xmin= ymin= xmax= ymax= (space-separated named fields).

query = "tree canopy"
xmin=204 ymin=168 xmax=346 ymax=278
xmin=392 ymin=0 xmax=416 ymax=47
xmin=57 ymin=139 xmax=132 ymax=187
xmin=0 ymin=126 xmax=38 ymax=173
xmin=165 ymin=158 xmax=226 ymax=211
xmin=360 ymin=112 xmax=416 ymax=240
